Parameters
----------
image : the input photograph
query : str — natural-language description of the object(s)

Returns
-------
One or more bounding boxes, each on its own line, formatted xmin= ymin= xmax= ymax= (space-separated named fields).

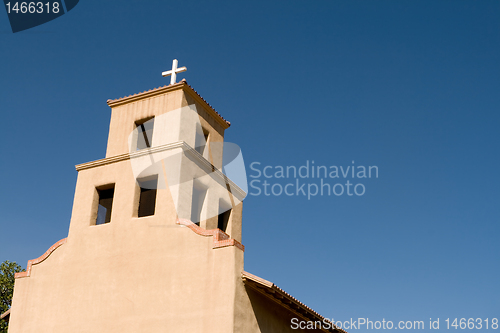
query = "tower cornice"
xmin=75 ymin=141 xmax=247 ymax=201
xmin=106 ymin=80 xmax=230 ymax=129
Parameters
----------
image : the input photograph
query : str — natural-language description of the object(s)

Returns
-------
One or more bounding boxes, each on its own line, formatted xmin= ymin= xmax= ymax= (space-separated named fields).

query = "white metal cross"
xmin=162 ymin=59 xmax=187 ymax=85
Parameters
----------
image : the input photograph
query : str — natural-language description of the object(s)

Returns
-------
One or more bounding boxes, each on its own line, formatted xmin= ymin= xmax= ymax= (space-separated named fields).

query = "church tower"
xmin=8 ymin=61 xmax=340 ymax=333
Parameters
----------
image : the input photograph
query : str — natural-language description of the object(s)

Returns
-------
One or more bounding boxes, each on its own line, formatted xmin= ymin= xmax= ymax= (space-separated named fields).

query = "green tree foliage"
xmin=0 ymin=260 xmax=24 ymax=332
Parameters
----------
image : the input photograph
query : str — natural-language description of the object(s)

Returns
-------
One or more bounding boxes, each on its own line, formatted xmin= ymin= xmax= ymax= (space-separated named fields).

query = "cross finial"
xmin=162 ymin=59 xmax=187 ymax=85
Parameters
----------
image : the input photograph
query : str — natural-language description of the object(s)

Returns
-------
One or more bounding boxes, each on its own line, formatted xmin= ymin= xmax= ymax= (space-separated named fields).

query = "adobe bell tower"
xmin=69 ymin=61 xmax=246 ymax=238
xmin=8 ymin=60 xmax=249 ymax=333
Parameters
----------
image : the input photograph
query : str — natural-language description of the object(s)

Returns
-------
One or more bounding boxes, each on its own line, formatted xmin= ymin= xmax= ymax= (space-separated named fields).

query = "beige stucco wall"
xmin=9 ymin=222 xmax=242 ymax=332
xmin=9 ymin=153 xmax=244 ymax=332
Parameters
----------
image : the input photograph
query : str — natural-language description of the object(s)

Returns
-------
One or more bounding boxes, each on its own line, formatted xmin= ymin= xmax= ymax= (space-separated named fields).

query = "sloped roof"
xmin=242 ymin=271 xmax=347 ymax=333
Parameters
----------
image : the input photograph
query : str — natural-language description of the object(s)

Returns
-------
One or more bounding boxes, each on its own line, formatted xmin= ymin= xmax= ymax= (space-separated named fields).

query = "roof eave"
xmin=106 ymin=80 xmax=230 ymax=129
xmin=242 ymin=271 xmax=347 ymax=333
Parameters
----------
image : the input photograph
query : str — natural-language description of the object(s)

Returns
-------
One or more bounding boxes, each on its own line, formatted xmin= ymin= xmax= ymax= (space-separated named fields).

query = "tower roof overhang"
xmin=106 ymin=80 xmax=230 ymax=129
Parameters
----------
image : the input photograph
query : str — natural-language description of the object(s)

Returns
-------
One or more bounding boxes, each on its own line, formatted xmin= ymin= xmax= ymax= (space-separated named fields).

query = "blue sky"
xmin=1 ymin=0 xmax=499 ymax=330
